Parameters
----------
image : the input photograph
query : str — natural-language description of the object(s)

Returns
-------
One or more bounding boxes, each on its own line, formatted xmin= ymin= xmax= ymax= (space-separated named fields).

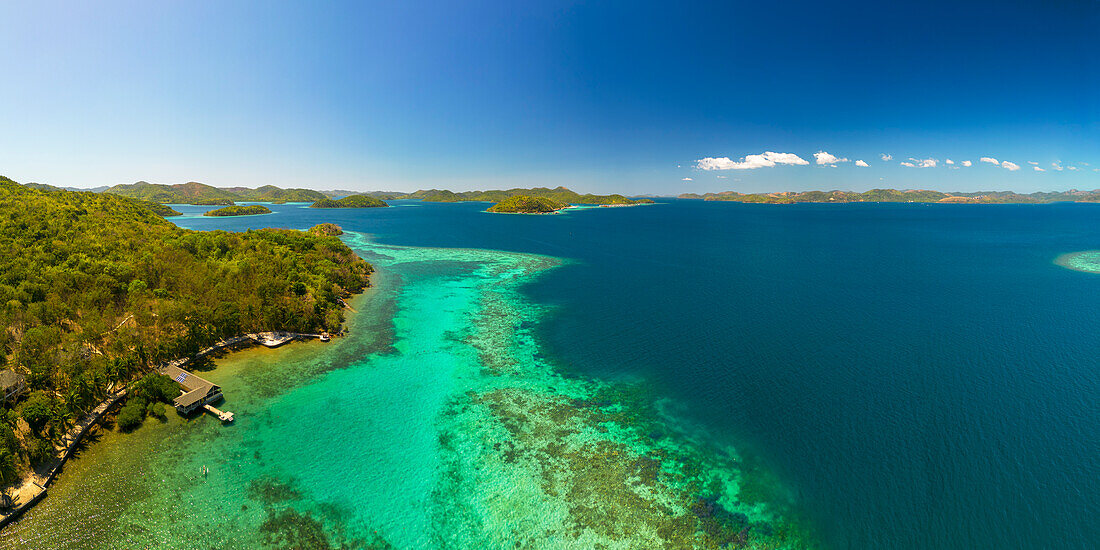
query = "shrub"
xmin=146 ymin=401 xmax=166 ymax=420
xmin=27 ymin=436 xmax=54 ymax=464
xmin=116 ymin=397 xmax=147 ymax=431
xmin=20 ymin=391 xmax=54 ymax=432
xmin=131 ymin=373 xmax=177 ymax=404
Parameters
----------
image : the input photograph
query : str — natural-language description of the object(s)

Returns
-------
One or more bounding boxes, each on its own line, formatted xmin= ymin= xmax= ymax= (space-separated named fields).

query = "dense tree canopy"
xmin=105 ymin=181 xmax=328 ymax=205
xmin=310 ymin=195 xmax=388 ymax=208
xmin=0 ymin=176 xmax=371 ymax=475
xmin=486 ymin=195 xmax=568 ymax=213
xmin=204 ymin=204 xmax=272 ymax=216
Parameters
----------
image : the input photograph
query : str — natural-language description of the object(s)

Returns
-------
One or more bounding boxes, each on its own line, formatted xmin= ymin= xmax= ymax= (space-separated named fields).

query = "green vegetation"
xmin=0 ymin=176 xmax=371 ymax=479
xmin=308 ymin=223 xmax=344 ymax=236
xmin=105 ymin=181 xmax=239 ymax=204
xmin=137 ymin=201 xmax=183 ymax=217
xmin=678 ymin=188 xmax=1100 ymax=204
xmin=105 ymin=181 xmax=327 ymax=205
xmin=323 ymin=190 xmax=408 ymax=200
xmin=402 ymin=186 xmax=645 ymax=206
xmin=204 ymin=204 xmax=273 ymax=217
xmin=486 ymin=195 xmax=568 ymax=213
xmin=230 ymin=185 xmax=328 ymax=203
xmin=310 ymin=195 xmax=389 ymax=208
xmin=191 ymin=198 xmax=236 ymax=206
xmin=117 ymin=373 xmax=178 ymax=431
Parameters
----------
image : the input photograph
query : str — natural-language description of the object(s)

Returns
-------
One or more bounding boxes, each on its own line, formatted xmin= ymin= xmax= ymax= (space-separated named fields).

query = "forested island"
xmin=678 ymin=188 xmax=1100 ymax=204
xmin=0 ymin=176 xmax=371 ymax=493
xmin=486 ymin=195 xmax=569 ymax=213
xmin=203 ymin=204 xmax=272 ymax=216
xmin=398 ymin=186 xmax=647 ymax=206
xmin=309 ymin=195 xmax=388 ymax=208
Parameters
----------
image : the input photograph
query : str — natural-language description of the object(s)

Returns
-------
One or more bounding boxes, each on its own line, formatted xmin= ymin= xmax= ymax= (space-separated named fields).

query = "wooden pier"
xmin=203 ymin=404 xmax=234 ymax=423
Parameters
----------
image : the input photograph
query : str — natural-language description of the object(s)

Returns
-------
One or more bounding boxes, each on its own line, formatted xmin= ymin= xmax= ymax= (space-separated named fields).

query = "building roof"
xmin=175 ymin=389 xmax=209 ymax=408
xmin=162 ymin=365 xmax=219 ymax=408
xmin=163 ymin=365 xmax=217 ymax=393
xmin=0 ymin=369 xmax=25 ymax=391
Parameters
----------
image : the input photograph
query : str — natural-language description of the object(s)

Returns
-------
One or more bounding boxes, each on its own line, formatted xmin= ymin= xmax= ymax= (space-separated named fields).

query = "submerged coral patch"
xmin=1055 ymin=250 xmax=1100 ymax=273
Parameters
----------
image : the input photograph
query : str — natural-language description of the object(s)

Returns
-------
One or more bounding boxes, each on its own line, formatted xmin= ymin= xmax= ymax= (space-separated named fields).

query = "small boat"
xmin=320 ymin=332 xmax=330 ymax=342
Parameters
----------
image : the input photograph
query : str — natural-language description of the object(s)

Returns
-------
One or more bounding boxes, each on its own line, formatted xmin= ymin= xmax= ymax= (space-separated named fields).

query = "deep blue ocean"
xmin=173 ymin=199 xmax=1100 ymax=549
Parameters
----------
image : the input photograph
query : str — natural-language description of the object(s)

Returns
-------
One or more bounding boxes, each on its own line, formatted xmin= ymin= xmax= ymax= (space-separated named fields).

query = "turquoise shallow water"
xmin=1 ymin=227 xmax=808 ymax=549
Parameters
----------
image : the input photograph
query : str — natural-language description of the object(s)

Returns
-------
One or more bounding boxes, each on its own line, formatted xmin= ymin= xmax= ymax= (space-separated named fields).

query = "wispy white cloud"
xmin=716 ymin=175 xmax=727 ymax=179
xmin=1002 ymin=161 xmax=1020 ymax=171
xmin=1033 ymin=166 xmax=1045 ymax=172
xmin=980 ymin=157 xmax=999 ymax=166
xmin=682 ymin=177 xmax=693 ymax=181
xmin=814 ymin=151 xmax=849 ymax=166
xmin=1068 ymin=166 xmax=1078 ymax=171
xmin=855 ymin=160 xmax=869 ymax=167
xmin=905 ymin=157 xmax=937 ymax=168
xmin=1027 ymin=161 xmax=1039 ymax=165
xmin=899 ymin=161 xmax=916 ymax=167
xmin=961 ymin=160 xmax=973 ymax=167
xmin=695 ymin=152 xmax=809 ymax=170
xmin=1052 ymin=161 xmax=1064 ymax=171
xmin=945 ymin=159 xmax=955 ymax=165
xmin=880 ymin=153 xmax=892 ymax=162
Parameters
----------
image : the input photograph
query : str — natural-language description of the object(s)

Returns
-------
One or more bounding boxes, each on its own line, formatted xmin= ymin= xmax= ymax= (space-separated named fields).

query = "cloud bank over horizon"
xmin=691 ymin=151 xmax=1076 ymax=179
xmin=696 ymin=152 xmax=809 ymax=170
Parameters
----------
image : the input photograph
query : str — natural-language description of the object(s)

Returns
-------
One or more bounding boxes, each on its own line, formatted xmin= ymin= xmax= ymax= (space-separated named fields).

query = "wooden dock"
xmin=203 ymin=404 xmax=234 ymax=423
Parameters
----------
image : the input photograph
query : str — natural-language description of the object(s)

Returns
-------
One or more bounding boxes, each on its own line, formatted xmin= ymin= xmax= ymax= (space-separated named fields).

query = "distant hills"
xmin=104 ymin=181 xmax=328 ymax=204
xmin=22 ymin=180 xmax=1100 ymax=208
xmin=20 ymin=181 xmax=656 ymax=212
xmin=97 ymin=182 xmax=646 ymax=207
xmin=396 ymin=186 xmax=646 ymax=205
xmin=679 ymin=188 xmax=1100 ymax=204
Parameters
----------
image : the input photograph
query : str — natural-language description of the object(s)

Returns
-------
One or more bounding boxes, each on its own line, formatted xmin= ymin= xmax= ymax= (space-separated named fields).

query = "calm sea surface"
xmin=7 ymin=199 xmax=1099 ymax=549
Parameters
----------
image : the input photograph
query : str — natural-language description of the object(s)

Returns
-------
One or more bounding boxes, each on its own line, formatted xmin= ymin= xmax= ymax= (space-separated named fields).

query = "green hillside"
xmin=106 ymin=182 xmax=327 ymax=205
xmin=310 ymin=195 xmax=389 ymax=208
xmin=0 ymin=176 xmax=371 ymax=480
xmin=486 ymin=195 xmax=569 ymax=213
xmin=406 ymin=186 xmax=644 ymax=205
xmin=105 ymin=181 xmax=240 ymax=204
xmin=232 ymin=185 xmax=328 ymax=203
xmin=203 ymin=204 xmax=272 ymax=216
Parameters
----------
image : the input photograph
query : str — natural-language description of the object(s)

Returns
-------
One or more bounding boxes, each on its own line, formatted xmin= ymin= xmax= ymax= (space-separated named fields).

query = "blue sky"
xmin=1 ymin=1 xmax=1097 ymax=194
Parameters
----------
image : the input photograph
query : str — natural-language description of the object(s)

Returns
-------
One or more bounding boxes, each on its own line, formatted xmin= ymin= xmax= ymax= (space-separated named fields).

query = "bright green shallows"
xmin=0 ymin=234 xmax=812 ymax=549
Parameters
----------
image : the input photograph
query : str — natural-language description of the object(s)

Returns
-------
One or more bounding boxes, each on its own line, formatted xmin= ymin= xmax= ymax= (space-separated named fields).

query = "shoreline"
xmin=2 ymin=233 xmax=814 ymax=548
xmin=0 ymin=324 xmax=361 ymax=531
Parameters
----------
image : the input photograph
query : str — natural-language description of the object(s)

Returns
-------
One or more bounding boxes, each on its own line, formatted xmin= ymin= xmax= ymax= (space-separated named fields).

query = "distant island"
xmin=486 ymin=195 xmax=569 ymax=214
xmin=105 ymin=181 xmax=329 ymax=205
xmin=398 ymin=186 xmax=648 ymax=206
xmin=203 ymin=204 xmax=272 ymax=216
xmin=678 ymin=188 xmax=1100 ymax=204
xmin=310 ymin=195 xmax=388 ymax=208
